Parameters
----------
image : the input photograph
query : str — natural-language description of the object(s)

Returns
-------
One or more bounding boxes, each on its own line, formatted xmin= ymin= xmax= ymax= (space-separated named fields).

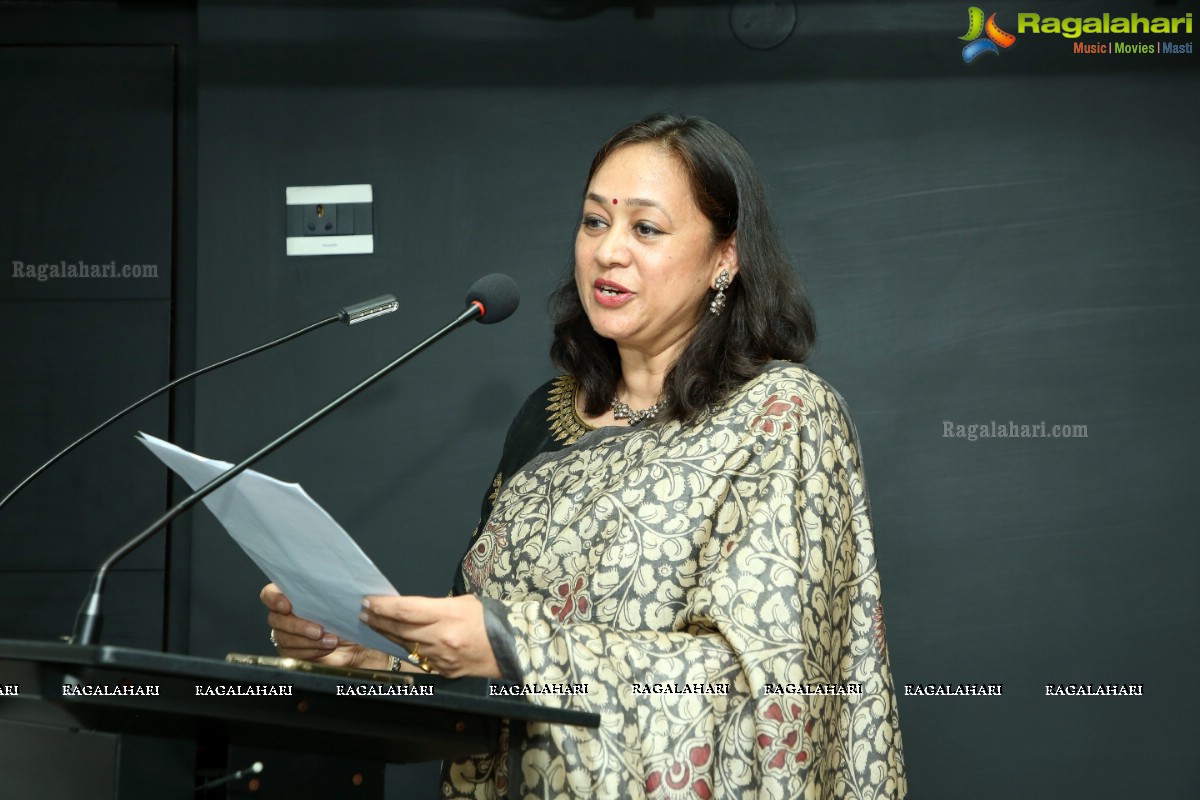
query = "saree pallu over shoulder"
xmin=445 ymin=363 xmax=906 ymax=799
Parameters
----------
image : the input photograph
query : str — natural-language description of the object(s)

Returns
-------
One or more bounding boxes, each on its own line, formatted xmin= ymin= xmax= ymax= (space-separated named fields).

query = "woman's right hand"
xmin=260 ymin=582 xmax=384 ymax=669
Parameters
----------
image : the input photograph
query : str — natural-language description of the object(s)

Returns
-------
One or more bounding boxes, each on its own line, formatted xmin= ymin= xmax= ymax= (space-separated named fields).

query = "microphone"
xmin=466 ymin=272 xmax=519 ymax=324
xmin=196 ymin=761 xmax=264 ymax=793
xmin=70 ymin=275 xmax=518 ymax=646
xmin=0 ymin=294 xmax=398 ymax=513
xmin=340 ymin=295 xmax=399 ymax=325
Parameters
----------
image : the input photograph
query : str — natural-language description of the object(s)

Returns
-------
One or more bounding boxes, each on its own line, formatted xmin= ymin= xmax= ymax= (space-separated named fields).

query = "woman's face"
xmin=575 ymin=142 xmax=737 ymax=361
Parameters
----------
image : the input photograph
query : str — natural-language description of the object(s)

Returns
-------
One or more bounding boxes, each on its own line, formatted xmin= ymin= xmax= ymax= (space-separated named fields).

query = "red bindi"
xmin=612 ymin=198 xmax=618 ymax=205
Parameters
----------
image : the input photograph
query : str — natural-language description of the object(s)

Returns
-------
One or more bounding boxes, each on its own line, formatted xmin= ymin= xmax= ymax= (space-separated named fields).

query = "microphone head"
xmin=339 ymin=294 xmax=398 ymax=326
xmin=466 ymin=273 xmax=520 ymax=324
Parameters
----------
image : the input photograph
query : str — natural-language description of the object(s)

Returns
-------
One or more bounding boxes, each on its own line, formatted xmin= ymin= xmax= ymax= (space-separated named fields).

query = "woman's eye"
xmin=581 ymin=215 xmax=606 ymax=230
xmin=635 ymin=222 xmax=662 ymax=237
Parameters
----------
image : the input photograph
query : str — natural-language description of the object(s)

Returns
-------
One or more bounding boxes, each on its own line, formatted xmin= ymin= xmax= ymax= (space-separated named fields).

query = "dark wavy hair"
xmin=549 ymin=112 xmax=816 ymax=423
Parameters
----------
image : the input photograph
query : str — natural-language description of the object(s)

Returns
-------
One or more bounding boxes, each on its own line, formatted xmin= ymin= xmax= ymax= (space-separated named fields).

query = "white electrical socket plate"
xmin=286 ymin=183 xmax=374 ymax=256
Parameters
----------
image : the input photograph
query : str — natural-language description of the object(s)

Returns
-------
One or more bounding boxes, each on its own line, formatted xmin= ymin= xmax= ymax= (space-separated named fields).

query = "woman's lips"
xmin=593 ymin=279 xmax=634 ymax=308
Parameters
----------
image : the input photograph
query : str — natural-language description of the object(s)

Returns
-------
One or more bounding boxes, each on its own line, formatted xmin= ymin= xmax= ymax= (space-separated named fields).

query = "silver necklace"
xmin=611 ymin=395 xmax=665 ymax=425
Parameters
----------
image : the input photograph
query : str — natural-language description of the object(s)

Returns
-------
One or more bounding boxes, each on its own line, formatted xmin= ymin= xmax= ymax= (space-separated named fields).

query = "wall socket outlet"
xmin=286 ymin=184 xmax=374 ymax=256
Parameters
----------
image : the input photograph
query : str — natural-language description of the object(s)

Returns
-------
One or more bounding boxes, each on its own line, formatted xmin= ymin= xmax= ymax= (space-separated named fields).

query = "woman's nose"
xmin=593 ymin=225 xmax=631 ymax=268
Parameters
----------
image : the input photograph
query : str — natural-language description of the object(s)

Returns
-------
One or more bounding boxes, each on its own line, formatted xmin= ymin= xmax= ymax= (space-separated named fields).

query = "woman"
xmin=263 ymin=112 xmax=907 ymax=798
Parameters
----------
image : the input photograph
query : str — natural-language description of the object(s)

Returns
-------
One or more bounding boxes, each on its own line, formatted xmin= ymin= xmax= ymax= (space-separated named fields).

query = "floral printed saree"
xmin=444 ymin=363 xmax=906 ymax=799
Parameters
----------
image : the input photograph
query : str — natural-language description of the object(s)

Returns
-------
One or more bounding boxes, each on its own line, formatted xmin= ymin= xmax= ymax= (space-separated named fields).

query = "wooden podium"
xmin=0 ymin=639 xmax=599 ymax=799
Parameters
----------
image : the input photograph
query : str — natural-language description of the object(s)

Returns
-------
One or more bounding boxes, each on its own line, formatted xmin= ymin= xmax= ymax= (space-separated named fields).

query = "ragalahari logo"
xmin=960 ymin=7 xmax=1017 ymax=63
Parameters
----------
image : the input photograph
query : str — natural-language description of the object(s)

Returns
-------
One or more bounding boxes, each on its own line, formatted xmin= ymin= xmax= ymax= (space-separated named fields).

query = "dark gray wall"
xmin=0 ymin=43 xmax=177 ymax=648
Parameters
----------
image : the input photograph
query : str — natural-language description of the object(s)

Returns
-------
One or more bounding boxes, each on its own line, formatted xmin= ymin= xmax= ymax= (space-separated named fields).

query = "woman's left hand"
xmin=359 ymin=593 xmax=501 ymax=679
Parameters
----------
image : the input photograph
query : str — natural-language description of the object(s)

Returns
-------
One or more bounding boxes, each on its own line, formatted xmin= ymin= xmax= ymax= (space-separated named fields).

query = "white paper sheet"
xmin=137 ymin=432 xmax=406 ymax=657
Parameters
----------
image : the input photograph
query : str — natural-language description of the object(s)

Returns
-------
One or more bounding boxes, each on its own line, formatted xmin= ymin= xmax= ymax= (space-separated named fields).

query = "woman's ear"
xmin=715 ymin=233 xmax=739 ymax=284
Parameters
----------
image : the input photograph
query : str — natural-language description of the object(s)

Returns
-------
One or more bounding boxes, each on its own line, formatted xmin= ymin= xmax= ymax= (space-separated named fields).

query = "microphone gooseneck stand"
xmin=72 ymin=279 xmax=514 ymax=646
xmin=0 ymin=295 xmax=397 ymax=512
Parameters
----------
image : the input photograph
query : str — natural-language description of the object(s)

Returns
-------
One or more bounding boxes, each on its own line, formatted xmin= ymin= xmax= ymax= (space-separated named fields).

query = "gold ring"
xmin=406 ymin=643 xmax=433 ymax=673
xmin=269 ymin=629 xmax=279 ymax=648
